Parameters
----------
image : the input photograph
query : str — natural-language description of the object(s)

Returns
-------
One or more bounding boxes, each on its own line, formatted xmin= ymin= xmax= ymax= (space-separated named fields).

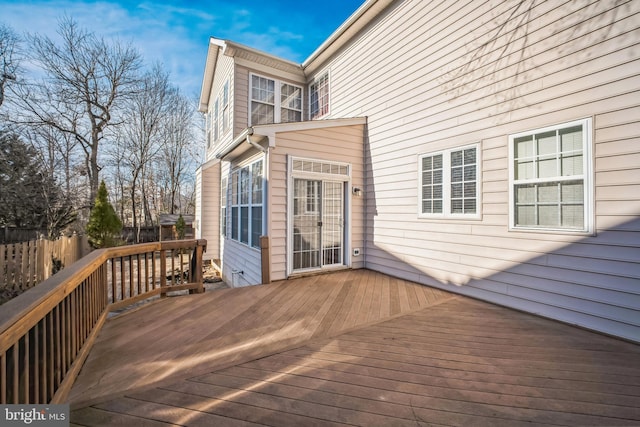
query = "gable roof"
xmin=199 ymin=0 xmax=396 ymax=111
xmin=198 ymin=38 xmax=303 ymax=112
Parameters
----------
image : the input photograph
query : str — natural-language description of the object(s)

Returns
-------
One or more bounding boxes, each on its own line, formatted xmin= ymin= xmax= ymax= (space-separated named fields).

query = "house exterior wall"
xmin=219 ymin=150 xmax=265 ymax=287
xmin=308 ymin=0 xmax=640 ymax=341
xmin=268 ymin=124 xmax=366 ymax=281
xmin=195 ymin=160 xmax=220 ymax=261
xmin=205 ymin=52 xmax=235 ymax=163
xmin=234 ymin=64 xmax=250 ymax=135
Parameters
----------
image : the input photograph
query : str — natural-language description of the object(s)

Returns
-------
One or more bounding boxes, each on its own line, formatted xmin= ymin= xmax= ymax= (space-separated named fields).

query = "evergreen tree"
xmin=175 ymin=214 xmax=186 ymax=240
xmin=0 ymin=131 xmax=75 ymax=236
xmin=85 ymin=181 xmax=122 ymax=248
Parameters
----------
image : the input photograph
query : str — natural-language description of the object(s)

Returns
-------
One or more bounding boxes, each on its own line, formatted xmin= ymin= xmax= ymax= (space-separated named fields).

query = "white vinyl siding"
xmin=307 ymin=0 xmax=639 ymax=341
xmin=510 ymin=119 xmax=592 ymax=233
xmin=267 ymin=123 xmax=366 ymax=281
xmin=419 ymin=145 xmax=479 ymax=218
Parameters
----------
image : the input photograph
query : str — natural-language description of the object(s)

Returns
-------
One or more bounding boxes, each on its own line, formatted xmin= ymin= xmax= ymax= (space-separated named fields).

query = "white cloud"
xmin=0 ymin=0 xmax=363 ymax=96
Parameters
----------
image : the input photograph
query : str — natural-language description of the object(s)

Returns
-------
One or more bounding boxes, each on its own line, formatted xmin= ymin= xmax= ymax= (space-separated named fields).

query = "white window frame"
xmin=220 ymin=177 xmax=227 ymax=237
xmin=213 ymin=99 xmax=219 ymax=143
xmin=508 ymin=118 xmax=593 ymax=234
xmin=206 ymin=109 xmax=213 ymax=148
xmin=222 ymin=80 xmax=230 ymax=132
xmin=418 ymin=144 xmax=481 ymax=219
xmin=287 ymin=155 xmax=352 ymax=276
xmin=229 ymin=158 xmax=264 ymax=249
xmin=249 ymin=73 xmax=302 ymax=126
xmin=309 ymin=71 xmax=330 ymax=120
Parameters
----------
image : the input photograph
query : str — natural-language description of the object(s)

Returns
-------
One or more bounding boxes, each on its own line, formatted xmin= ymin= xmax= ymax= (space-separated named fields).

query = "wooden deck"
xmin=69 ymin=269 xmax=640 ymax=426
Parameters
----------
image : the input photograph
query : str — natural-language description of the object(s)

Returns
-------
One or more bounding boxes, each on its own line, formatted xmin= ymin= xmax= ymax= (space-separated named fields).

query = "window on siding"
xmin=250 ymin=74 xmax=302 ymax=125
xmin=309 ymin=72 xmax=329 ymax=119
xmin=221 ymin=177 xmax=227 ymax=237
xmin=281 ymin=83 xmax=302 ymax=122
xmin=213 ymin=99 xmax=219 ymax=143
xmin=206 ymin=109 xmax=213 ymax=148
xmin=419 ymin=145 xmax=480 ymax=218
xmin=222 ymin=81 xmax=230 ymax=131
xmin=510 ymin=119 xmax=591 ymax=232
xmin=251 ymin=75 xmax=275 ymax=125
xmin=230 ymin=159 xmax=263 ymax=248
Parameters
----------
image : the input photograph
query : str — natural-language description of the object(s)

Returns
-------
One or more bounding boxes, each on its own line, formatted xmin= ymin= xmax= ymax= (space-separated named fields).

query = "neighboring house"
xmin=158 ymin=214 xmax=195 ymax=241
xmin=195 ymin=0 xmax=640 ymax=342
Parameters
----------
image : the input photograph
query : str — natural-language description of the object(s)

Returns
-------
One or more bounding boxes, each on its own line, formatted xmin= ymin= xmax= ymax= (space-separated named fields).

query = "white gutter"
xmin=216 ymin=127 xmax=254 ymax=159
xmin=245 ymin=131 xmax=267 ymax=153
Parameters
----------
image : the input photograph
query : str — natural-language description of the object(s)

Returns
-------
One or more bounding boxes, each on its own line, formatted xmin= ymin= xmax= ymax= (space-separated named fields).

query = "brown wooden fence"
xmin=0 ymin=235 xmax=89 ymax=294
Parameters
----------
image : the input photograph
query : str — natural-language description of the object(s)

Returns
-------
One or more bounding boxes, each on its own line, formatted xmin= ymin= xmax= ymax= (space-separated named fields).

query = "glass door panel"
xmin=322 ymin=181 xmax=343 ymax=266
xmin=292 ymin=179 xmax=344 ymax=271
xmin=293 ymin=179 xmax=321 ymax=270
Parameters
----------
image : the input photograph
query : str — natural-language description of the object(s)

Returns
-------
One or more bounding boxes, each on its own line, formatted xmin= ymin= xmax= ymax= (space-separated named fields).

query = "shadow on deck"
xmin=70 ymin=269 xmax=640 ymax=426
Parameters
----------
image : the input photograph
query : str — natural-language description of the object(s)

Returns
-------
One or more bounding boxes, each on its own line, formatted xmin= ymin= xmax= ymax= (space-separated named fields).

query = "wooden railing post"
xmin=160 ymin=249 xmax=167 ymax=298
xmin=260 ymin=236 xmax=270 ymax=284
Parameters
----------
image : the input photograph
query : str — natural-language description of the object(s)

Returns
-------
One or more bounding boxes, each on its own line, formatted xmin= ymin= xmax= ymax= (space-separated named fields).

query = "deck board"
xmin=69 ymin=269 xmax=640 ymax=426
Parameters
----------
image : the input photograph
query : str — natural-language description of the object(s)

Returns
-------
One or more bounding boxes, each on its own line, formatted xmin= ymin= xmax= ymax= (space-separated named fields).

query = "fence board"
xmin=1 ymin=236 xmax=88 ymax=301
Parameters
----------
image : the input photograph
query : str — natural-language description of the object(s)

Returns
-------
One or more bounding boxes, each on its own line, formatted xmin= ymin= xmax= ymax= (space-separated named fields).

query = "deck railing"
xmin=0 ymin=239 xmax=207 ymax=404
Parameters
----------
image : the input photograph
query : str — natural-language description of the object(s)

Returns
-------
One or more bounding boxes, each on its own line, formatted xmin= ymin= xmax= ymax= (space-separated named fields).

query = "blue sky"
xmin=1 ymin=0 xmax=364 ymax=97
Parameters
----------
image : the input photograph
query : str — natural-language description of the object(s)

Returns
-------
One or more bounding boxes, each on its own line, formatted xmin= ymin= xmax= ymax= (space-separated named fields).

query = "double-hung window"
xmin=509 ymin=118 xmax=592 ymax=232
xmin=419 ymin=144 xmax=480 ymax=218
xmin=206 ymin=108 xmax=213 ymax=148
xmin=250 ymin=74 xmax=302 ymax=125
xmin=222 ymin=81 xmax=229 ymax=132
xmin=220 ymin=177 xmax=227 ymax=236
xmin=229 ymin=159 xmax=263 ymax=248
xmin=213 ymin=99 xmax=219 ymax=143
xmin=309 ymin=72 xmax=329 ymax=119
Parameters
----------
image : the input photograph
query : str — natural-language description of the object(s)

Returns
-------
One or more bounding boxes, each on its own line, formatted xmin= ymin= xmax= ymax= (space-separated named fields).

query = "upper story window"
xmin=250 ymin=74 xmax=302 ymax=125
xmin=419 ymin=144 xmax=480 ymax=218
xmin=213 ymin=99 xmax=219 ymax=142
xmin=281 ymin=83 xmax=302 ymax=122
xmin=509 ymin=118 xmax=592 ymax=233
xmin=207 ymin=80 xmax=230 ymax=148
xmin=222 ymin=81 xmax=230 ymax=132
xmin=310 ymin=72 xmax=329 ymax=119
xmin=206 ymin=108 xmax=213 ymax=148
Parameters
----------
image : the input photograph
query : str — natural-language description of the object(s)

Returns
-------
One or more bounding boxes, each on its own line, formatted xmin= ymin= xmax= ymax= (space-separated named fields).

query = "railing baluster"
xmin=23 ymin=332 xmax=28 ymax=402
xmin=136 ymin=253 xmax=141 ymax=295
xmin=33 ymin=323 xmax=39 ymax=403
xmin=144 ymin=252 xmax=149 ymax=293
xmin=1 ymin=351 xmax=6 ymax=403
xmin=152 ymin=252 xmax=157 ymax=290
xmin=12 ymin=342 xmax=18 ymax=403
xmin=160 ymin=249 xmax=167 ymax=297
xmin=0 ymin=239 xmax=206 ymax=404
xmin=41 ymin=317 xmax=47 ymax=403
xmin=48 ymin=310 xmax=54 ymax=398
xmin=110 ymin=259 xmax=116 ymax=304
